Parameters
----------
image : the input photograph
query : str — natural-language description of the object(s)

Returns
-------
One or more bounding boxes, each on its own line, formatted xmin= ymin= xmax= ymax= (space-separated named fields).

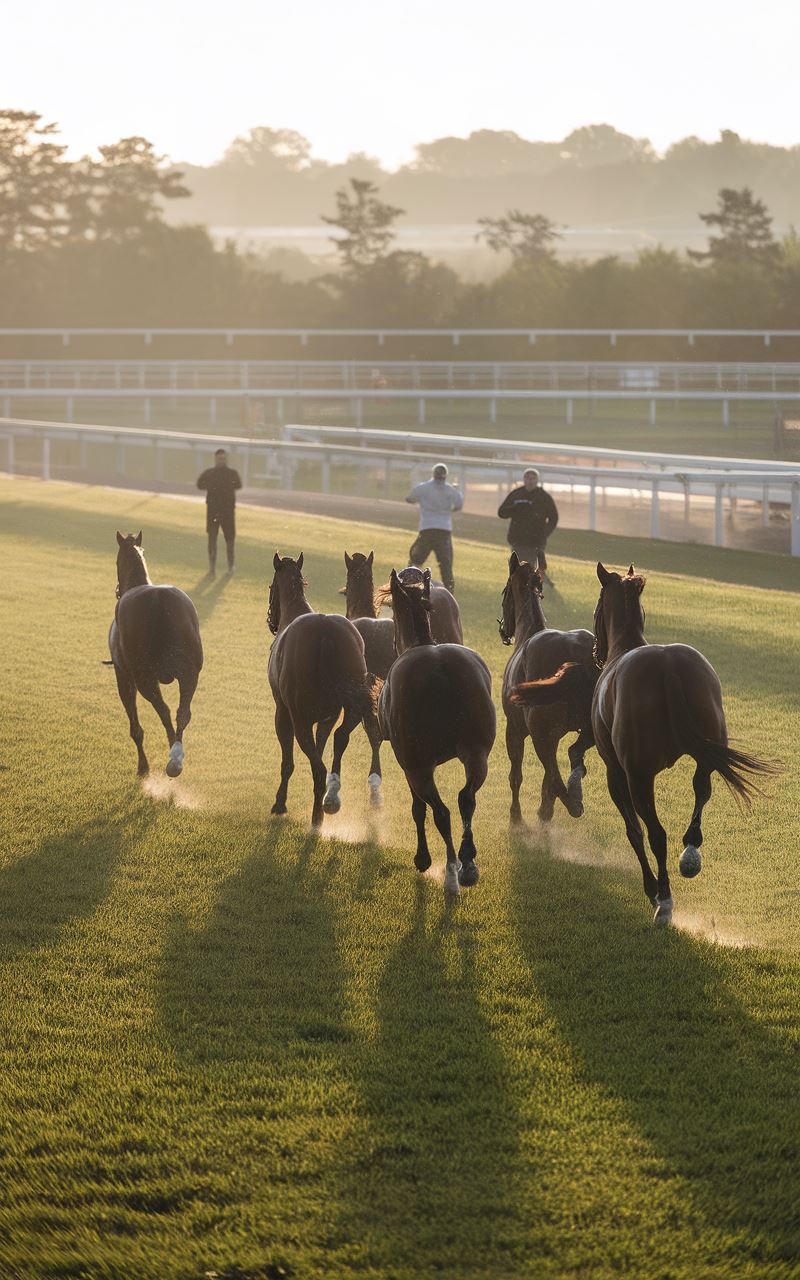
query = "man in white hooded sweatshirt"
xmin=405 ymin=462 xmax=463 ymax=593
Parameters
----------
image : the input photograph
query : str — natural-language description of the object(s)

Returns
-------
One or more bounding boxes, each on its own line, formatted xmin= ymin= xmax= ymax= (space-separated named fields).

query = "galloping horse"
xmin=108 ymin=531 xmax=203 ymax=777
xmin=378 ymin=568 xmax=496 ymax=895
xmin=524 ymin=563 xmax=775 ymax=924
xmin=268 ymin=552 xmax=376 ymax=827
xmin=341 ymin=551 xmax=464 ymax=804
xmin=500 ymin=553 xmax=597 ymax=826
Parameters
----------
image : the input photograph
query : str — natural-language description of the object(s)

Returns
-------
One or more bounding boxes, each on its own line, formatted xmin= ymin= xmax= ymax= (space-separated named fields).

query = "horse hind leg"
xmin=167 ymin=669 xmax=199 ymax=777
xmin=410 ymin=789 xmax=431 ymax=872
xmin=323 ymin=699 xmax=362 ymax=815
xmin=364 ymin=707 xmax=384 ymax=808
xmin=457 ymin=753 xmax=488 ymax=888
xmin=114 ymin=664 xmax=148 ymax=776
xmin=407 ymin=768 xmax=459 ymax=896
xmin=506 ymin=719 xmax=527 ymax=829
xmin=531 ymin=723 xmax=567 ymax=823
xmin=680 ymin=764 xmax=712 ymax=878
xmin=627 ymin=769 xmax=673 ymax=925
xmin=566 ymin=727 xmax=594 ymax=818
xmin=294 ymin=722 xmax=328 ymax=829
xmin=271 ymin=698 xmax=295 ymax=815
xmin=605 ymin=761 xmax=659 ymax=910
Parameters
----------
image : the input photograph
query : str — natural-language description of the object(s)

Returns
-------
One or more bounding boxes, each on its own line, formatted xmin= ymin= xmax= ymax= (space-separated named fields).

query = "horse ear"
xmin=116 ymin=531 xmax=124 ymax=547
xmin=597 ymin=562 xmax=612 ymax=586
xmin=134 ymin=531 xmax=142 ymax=547
xmin=344 ymin=551 xmax=352 ymax=569
xmin=297 ymin=552 xmax=304 ymax=571
xmin=627 ymin=564 xmax=635 ymax=577
xmin=273 ymin=552 xmax=281 ymax=571
xmin=367 ymin=551 xmax=374 ymax=566
xmin=509 ymin=551 xmax=520 ymax=573
xmin=422 ymin=568 xmax=432 ymax=596
xmin=389 ymin=568 xmax=399 ymax=588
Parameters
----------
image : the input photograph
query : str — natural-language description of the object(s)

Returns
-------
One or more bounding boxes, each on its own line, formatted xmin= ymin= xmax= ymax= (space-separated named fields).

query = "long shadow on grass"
xmin=0 ymin=806 xmax=151 ymax=967
xmin=510 ymin=844 xmax=800 ymax=1267
xmin=336 ymin=878 xmax=522 ymax=1274
xmin=189 ymin=572 xmax=230 ymax=624
xmin=160 ymin=820 xmax=347 ymax=1067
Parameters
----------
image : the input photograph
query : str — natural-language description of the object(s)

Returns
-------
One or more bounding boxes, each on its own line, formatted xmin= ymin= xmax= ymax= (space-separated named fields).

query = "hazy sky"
xmin=7 ymin=0 xmax=799 ymax=166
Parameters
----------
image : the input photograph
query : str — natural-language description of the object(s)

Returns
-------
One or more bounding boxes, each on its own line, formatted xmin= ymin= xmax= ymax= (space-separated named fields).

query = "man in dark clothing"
xmin=197 ymin=448 xmax=242 ymax=575
xmin=498 ymin=468 xmax=559 ymax=574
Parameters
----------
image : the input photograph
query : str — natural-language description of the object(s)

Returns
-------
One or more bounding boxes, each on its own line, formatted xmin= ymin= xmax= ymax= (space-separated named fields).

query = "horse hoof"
xmin=414 ymin=852 xmax=432 ymax=872
xmin=322 ymin=794 xmax=341 ymax=815
xmin=679 ymin=846 xmax=702 ymax=878
xmin=566 ymin=769 xmax=585 ymax=817
xmin=166 ymin=743 xmax=184 ymax=777
xmin=653 ymin=897 xmax=674 ymax=926
xmin=443 ymin=865 xmax=461 ymax=897
xmin=567 ymin=799 xmax=585 ymax=819
xmin=271 ymin=802 xmax=288 ymax=815
xmin=459 ymin=862 xmax=479 ymax=888
xmin=322 ymin=772 xmax=341 ymax=814
xmin=165 ymin=759 xmax=183 ymax=778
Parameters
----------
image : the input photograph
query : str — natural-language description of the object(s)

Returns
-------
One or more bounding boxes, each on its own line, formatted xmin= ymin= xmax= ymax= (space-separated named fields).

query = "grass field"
xmin=1 ymin=475 xmax=799 ymax=1280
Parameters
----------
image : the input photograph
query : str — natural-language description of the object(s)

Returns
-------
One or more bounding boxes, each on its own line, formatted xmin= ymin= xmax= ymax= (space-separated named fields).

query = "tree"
xmin=221 ymin=127 xmax=312 ymax=172
xmin=322 ymin=179 xmax=404 ymax=273
xmin=560 ymin=124 xmax=654 ymax=168
xmin=83 ymin=137 xmax=189 ymax=242
xmin=689 ymin=187 xmax=779 ymax=266
xmin=476 ymin=210 xmax=561 ymax=265
xmin=0 ymin=110 xmax=72 ymax=251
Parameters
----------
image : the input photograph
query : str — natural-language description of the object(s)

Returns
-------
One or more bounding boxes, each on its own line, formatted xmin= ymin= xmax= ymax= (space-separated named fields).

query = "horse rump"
xmin=663 ymin=659 xmax=779 ymax=806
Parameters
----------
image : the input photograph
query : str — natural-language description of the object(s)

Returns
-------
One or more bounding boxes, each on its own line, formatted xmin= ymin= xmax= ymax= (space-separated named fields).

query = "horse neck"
xmin=346 ymin=576 xmax=377 ymax=619
xmin=605 ymin=608 xmax=647 ymax=663
xmin=119 ymin=555 xmax=150 ymax=596
xmin=514 ymin=582 xmax=546 ymax=645
xmin=277 ymin=583 xmax=313 ymax=631
xmin=395 ymin=604 xmax=434 ymax=652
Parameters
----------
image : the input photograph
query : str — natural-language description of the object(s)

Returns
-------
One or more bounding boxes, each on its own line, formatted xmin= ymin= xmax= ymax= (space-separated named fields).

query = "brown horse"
xmin=268 ymin=552 xmax=376 ymax=827
xmin=341 ymin=551 xmax=464 ymax=804
xmin=501 ymin=553 xmax=597 ymax=826
xmin=108 ymin=531 xmax=203 ymax=777
xmin=522 ymin=562 xmax=776 ymax=924
xmin=378 ymin=568 xmax=496 ymax=895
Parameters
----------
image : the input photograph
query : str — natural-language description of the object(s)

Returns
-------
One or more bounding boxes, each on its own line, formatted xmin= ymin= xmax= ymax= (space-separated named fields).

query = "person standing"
xmin=406 ymin=462 xmax=463 ymax=593
xmin=498 ymin=468 xmax=559 ymax=576
xmin=197 ymin=448 xmax=242 ymax=576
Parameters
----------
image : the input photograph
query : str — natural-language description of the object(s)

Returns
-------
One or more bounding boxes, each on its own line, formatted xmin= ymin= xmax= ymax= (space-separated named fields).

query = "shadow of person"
xmin=187 ymin=572 xmax=229 ymax=625
xmin=334 ymin=878 xmax=522 ymax=1274
xmin=509 ymin=843 xmax=800 ymax=1265
xmin=0 ymin=807 xmax=151 ymax=968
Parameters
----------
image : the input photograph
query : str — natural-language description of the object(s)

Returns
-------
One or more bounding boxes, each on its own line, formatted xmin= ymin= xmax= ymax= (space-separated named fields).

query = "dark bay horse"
xmin=268 ymin=552 xmax=376 ymax=827
xmin=341 ymin=551 xmax=465 ymax=804
xmin=108 ymin=531 xmax=203 ymax=777
xmin=501 ymin=553 xmax=597 ymax=826
xmin=378 ymin=568 xmax=496 ymax=895
xmin=526 ymin=562 xmax=776 ymax=924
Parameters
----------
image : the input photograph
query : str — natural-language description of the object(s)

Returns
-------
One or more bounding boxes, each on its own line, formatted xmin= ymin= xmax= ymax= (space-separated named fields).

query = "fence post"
xmin=7 ymin=433 xmax=14 ymax=474
xmin=116 ymin=437 xmax=125 ymax=475
xmin=490 ymin=398 xmax=497 ymax=424
xmin=714 ymin=484 xmax=724 ymax=546
xmin=792 ymin=483 xmax=800 ymax=557
xmin=762 ymin=484 xmax=770 ymax=527
xmin=649 ymin=399 xmax=656 ymax=427
xmin=650 ymin=478 xmax=660 ymax=538
xmin=418 ymin=398 xmax=426 ymax=426
xmin=144 ymin=397 xmax=151 ymax=426
xmin=209 ymin=397 xmax=217 ymax=426
xmin=588 ymin=476 xmax=597 ymax=531
xmin=722 ymin=399 xmax=730 ymax=428
xmin=66 ymin=396 xmax=74 ymax=423
xmin=321 ymin=455 xmax=330 ymax=493
xmin=566 ymin=398 xmax=573 ymax=425
xmin=42 ymin=435 xmax=51 ymax=481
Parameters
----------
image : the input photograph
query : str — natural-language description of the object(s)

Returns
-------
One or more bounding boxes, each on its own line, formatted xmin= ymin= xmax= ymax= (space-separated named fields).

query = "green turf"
xmin=1 ymin=476 xmax=799 ymax=1280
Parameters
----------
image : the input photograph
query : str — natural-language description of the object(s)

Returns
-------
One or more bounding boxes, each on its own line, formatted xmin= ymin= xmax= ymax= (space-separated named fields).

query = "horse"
xmin=108 ymin=531 xmax=203 ymax=777
xmin=268 ymin=552 xmax=377 ymax=828
xmin=378 ymin=568 xmax=496 ymax=895
xmin=520 ymin=562 xmax=776 ymax=925
xmin=340 ymin=551 xmax=465 ymax=804
xmin=500 ymin=553 xmax=597 ymax=827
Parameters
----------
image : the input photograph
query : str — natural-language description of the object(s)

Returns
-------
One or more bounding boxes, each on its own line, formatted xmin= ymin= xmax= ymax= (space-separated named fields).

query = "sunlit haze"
xmin=7 ymin=0 xmax=800 ymax=166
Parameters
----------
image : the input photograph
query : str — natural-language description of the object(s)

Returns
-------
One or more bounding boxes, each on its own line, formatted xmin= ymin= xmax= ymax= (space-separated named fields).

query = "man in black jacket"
xmin=197 ymin=448 xmax=242 ymax=575
xmin=498 ymin=468 xmax=559 ymax=574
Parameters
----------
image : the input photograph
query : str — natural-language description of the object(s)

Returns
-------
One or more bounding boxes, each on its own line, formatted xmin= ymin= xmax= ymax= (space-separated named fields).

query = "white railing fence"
xmin=2 ymin=415 xmax=799 ymax=555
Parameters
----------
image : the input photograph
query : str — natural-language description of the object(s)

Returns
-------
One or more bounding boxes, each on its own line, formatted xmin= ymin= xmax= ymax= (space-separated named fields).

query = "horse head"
xmin=115 ymin=530 xmax=148 ymax=597
xmin=389 ymin=566 xmax=433 ymax=653
xmin=341 ymin=550 xmax=376 ymax=617
xmin=268 ymin=551 xmax=307 ymax=635
xmin=499 ymin=552 xmax=544 ymax=645
xmin=594 ymin=562 xmax=646 ymax=666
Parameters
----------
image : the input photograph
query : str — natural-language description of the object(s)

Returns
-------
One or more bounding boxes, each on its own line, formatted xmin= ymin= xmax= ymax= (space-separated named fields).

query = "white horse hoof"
xmin=322 ymin=772 xmax=341 ymax=814
xmin=443 ymin=864 xmax=461 ymax=897
xmin=368 ymin=773 xmax=384 ymax=808
xmin=679 ymin=846 xmax=702 ymax=878
xmin=166 ymin=742 xmax=184 ymax=777
xmin=653 ymin=897 xmax=674 ymax=926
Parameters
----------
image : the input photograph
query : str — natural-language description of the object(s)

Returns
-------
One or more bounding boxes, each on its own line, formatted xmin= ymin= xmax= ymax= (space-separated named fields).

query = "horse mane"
xmin=267 ymin=567 xmax=309 ymax=636
xmin=594 ymin=572 xmax=647 ymax=667
xmin=392 ymin=579 xmax=434 ymax=647
xmin=498 ymin=564 xmax=544 ymax=646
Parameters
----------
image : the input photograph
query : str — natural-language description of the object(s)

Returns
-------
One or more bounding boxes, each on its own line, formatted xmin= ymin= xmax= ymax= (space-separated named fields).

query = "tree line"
xmin=2 ymin=110 xmax=800 ymax=340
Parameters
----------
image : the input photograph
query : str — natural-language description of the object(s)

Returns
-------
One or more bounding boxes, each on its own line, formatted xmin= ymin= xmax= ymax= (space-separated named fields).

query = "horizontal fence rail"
xmin=3 ymin=358 xmax=800 ymax=394
xmin=2 ymin=385 xmax=800 ymax=429
xmin=2 ymin=415 xmax=799 ymax=555
xmin=3 ymin=327 xmax=800 ymax=348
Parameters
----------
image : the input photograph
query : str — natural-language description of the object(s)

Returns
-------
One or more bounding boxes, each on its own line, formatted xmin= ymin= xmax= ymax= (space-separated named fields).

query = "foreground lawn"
xmin=0 ymin=476 xmax=798 ymax=1280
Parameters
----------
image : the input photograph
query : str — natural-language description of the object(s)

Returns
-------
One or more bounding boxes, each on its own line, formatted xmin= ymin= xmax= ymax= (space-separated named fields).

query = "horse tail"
xmin=663 ymin=658 xmax=779 ymax=806
xmin=320 ymin=631 xmax=382 ymax=722
xmin=510 ymin=661 xmax=594 ymax=707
